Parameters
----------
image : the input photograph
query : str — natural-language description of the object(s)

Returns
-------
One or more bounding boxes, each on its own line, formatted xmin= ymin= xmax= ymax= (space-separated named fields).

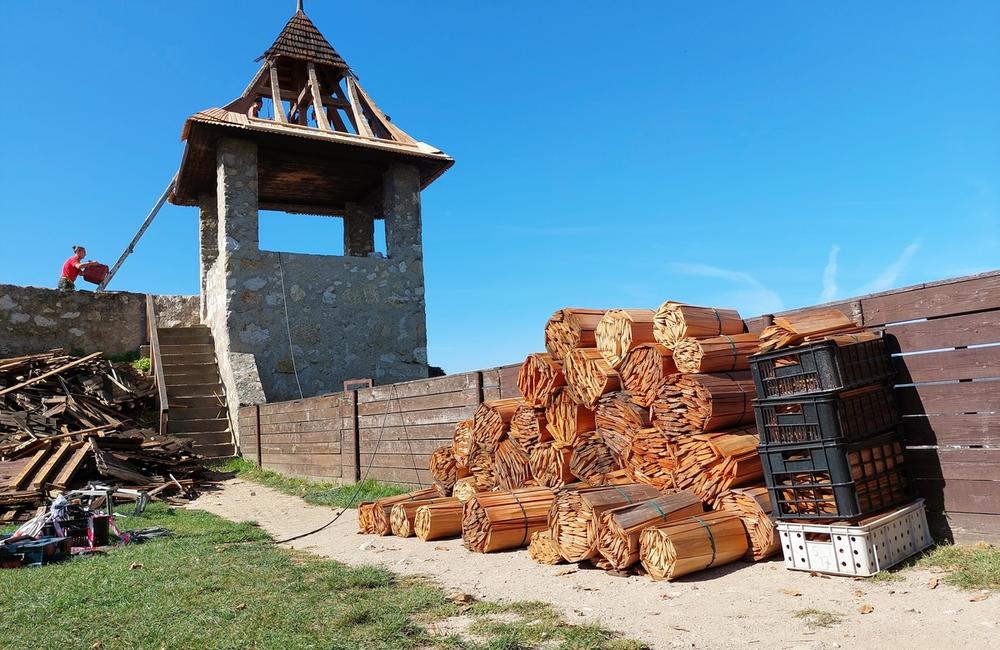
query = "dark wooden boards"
xmin=942 ymin=512 xmax=1000 ymax=544
xmin=355 ymin=372 xmax=481 ymax=487
xmin=862 ymin=271 xmax=1000 ymax=326
xmin=902 ymin=414 xmax=1000 ymax=446
xmin=237 ymin=369 xmax=499 ymax=487
xmin=498 ymin=364 xmax=521 ymax=399
xmin=884 ymin=310 xmax=1000 ymax=350
xmin=894 ymin=347 xmax=1000 ymax=383
xmin=895 ymin=381 xmax=1000 ymax=416
xmin=915 ymin=478 xmax=1000 ymax=515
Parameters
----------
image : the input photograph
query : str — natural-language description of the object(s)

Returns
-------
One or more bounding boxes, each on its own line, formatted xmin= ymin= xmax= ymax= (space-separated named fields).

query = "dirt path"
xmin=190 ymin=480 xmax=998 ymax=649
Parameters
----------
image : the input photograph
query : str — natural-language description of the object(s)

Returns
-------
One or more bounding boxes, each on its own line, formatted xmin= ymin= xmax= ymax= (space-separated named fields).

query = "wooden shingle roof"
xmin=257 ymin=10 xmax=348 ymax=69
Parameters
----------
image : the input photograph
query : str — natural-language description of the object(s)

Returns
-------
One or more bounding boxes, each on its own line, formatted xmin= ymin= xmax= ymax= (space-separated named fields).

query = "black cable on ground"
xmin=269 ymin=382 xmax=403 ymax=545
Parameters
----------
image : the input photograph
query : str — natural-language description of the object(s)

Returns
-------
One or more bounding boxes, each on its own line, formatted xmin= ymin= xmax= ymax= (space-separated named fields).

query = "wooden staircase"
xmin=157 ymin=325 xmax=235 ymax=458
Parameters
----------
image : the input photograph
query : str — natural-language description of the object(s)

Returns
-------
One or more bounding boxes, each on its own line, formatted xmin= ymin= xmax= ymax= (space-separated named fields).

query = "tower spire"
xmin=297 ymin=0 xmax=304 ymax=13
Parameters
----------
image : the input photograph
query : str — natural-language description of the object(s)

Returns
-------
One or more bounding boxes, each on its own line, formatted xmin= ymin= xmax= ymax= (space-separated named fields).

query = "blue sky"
xmin=1 ymin=2 xmax=997 ymax=373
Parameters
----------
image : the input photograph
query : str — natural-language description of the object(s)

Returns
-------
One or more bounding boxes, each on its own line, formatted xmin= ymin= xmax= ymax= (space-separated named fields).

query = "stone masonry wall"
xmin=0 ymin=283 xmax=199 ymax=357
xmin=206 ymin=139 xmax=428 ymax=405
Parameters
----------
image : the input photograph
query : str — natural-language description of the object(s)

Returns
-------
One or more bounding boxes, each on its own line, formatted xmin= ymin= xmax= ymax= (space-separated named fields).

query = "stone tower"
xmin=169 ymin=5 xmax=453 ymax=405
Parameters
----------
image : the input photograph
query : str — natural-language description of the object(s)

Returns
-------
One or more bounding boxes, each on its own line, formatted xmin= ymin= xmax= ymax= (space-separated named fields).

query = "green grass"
xmin=793 ymin=608 xmax=842 ymax=628
xmin=434 ymin=600 xmax=647 ymax=650
xmin=130 ymin=356 xmax=151 ymax=374
xmin=918 ymin=543 xmax=1000 ymax=590
xmin=104 ymin=351 xmax=140 ymax=364
xmin=0 ymin=504 xmax=645 ymax=650
xmin=213 ymin=457 xmax=410 ymax=508
xmin=866 ymin=569 xmax=905 ymax=583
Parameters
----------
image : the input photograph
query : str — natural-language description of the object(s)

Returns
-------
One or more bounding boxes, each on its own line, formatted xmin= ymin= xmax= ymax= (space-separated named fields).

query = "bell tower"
xmin=169 ymin=3 xmax=452 ymax=405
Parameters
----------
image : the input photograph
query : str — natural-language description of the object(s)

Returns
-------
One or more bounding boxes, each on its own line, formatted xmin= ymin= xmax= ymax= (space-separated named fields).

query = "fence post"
xmin=255 ymin=404 xmax=262 ymax=467
xmin=352 ymin=389 xmax=361 ymax=482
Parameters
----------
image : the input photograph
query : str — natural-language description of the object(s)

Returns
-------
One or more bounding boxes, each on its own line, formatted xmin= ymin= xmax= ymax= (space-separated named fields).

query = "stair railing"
xmin=146 ymin=295 xmax=169 ymax=436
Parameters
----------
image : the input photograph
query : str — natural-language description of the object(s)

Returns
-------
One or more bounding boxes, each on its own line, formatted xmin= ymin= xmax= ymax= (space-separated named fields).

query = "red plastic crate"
xmin=82 ymin=264 xmax=109 ymax=285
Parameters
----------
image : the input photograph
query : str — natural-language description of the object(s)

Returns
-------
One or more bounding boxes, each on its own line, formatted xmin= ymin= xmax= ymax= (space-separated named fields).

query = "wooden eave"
xmin=170 ymin=109 xmax=453 ymax=210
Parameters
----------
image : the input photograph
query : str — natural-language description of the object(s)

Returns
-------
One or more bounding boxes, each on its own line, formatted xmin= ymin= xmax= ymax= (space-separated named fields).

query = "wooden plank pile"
xmin=757 ymin=308 xmax=872 ymax=352
xmin=0 ymin=350 xmax=216 ymax=522
xmin=1 ymin=351 xmax=153 ymax=441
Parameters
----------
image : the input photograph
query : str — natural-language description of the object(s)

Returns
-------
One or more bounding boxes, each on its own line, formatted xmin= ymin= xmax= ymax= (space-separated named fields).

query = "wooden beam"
xmin=222 ymin=95 xmax=256 ymax=115
xmin=328 ymin=107 xmax=349 ymax=132
xmin=322 ymin=97 xmax=353 ymax=109
xmin=239 ymin=63 xmax=270 ymax=98
xmin=349 ymin=77 xmax=417 ymax=145
xmin=29 ymin=442 xmax=74 ymax=490
xmin=345 ymin=76 xmax=374 ymax=137
xmin=0 ymin=352 xmax=102 ymax=397
xmin=258 ymin=201 xmax=346 ymax=216
xmin=281 ymin=86 xmax=348 ymax=109
xmin=269 ymin=62 xmax=287 ymax=123
xmin=307 ymin=62 xmax=331 ymax=131
xmin=10 ymin=446 xmax=51 ymax=490
xmin=327 ymin=74 xmax=350 ymax=102
xmin=98 ymin=177 xmax=176 ymax=292
xmin=289 ymin=81 xmax=312 ymax=121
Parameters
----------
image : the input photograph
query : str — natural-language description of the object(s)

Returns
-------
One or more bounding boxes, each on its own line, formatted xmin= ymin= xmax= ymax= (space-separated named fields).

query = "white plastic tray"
xmin=776 ymin=499 xmax=932 ymax=576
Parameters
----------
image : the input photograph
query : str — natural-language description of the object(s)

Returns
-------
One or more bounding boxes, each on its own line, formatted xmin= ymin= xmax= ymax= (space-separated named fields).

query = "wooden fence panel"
xmin=355 ymin=371 xmax=483 ymax=488
xmin=895 ymin=381 xmax=1000 ymax=416
xmin=498 ymin=364 xmax=521 ymax=399
xmin=238 ymin=395 xmax=345 ymax=483
xmin=862 ymin=271 xmax=1000 ymax=326
xmin=883 ymin=310 xmax=1000 ymax=350
xmin=481 ymin=368 xmax=501 ymax=401
xmin=902 ymin=414 xmax=1000 ymax=446
xmin=893 ymin=347 xmax=1000 ymax=384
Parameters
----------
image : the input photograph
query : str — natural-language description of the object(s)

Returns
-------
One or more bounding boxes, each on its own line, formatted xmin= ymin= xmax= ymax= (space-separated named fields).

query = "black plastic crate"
xmin=753 ymin=385 xmax=899 ymax=447
xmin=761 ymin=431 xmax=910 ymax=520
xmin=750 ymin=338 xmax=894 ymax=399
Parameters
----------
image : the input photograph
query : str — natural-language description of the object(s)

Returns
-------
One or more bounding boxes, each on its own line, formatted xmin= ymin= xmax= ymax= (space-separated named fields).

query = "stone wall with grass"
xmin=0 ymin=283 xmax=199 ymax=358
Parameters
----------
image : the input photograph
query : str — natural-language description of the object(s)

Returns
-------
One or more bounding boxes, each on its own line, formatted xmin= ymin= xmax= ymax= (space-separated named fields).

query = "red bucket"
xmin=82 ymin=264 xmax=109 ymax=285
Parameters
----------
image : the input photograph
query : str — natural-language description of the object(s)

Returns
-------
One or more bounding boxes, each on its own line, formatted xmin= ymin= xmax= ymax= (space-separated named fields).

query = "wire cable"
xmin=275 ymin=252 xmax=304 ymax=400
xmin=270 ymin=382 xmax=403 ymax=544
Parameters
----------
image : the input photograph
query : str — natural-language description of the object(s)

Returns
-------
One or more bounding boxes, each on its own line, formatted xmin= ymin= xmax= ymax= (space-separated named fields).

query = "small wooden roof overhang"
xmin=170 ymin=110 xmax=453 ymax=213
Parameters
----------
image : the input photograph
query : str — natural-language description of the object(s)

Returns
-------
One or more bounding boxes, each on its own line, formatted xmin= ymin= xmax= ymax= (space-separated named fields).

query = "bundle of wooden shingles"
xmin=359 ymin=305 xmax=867 ymax=581
xmin=0 ymin=350 xmax=215 ymax=522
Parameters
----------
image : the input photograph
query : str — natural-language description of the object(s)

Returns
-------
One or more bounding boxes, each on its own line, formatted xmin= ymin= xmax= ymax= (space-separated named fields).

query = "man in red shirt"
xmin=58 ymin=246 xmax=97 ymax=291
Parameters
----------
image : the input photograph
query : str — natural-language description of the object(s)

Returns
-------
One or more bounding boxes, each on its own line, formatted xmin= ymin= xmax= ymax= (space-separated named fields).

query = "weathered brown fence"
xmin=238 ymin=394 xmax=346 ymax=482
xmin=239 ymin=270 xmax=1000 ymax=541
xmin=238 ymin=366 xmax=520 ymax=486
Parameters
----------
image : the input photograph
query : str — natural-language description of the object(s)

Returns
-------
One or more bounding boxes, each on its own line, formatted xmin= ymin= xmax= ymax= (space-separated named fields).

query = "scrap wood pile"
xmin=355 ymin=301 xmax=895 ymax=581
xmin=0 ymin=350 xmax=218 ymax=522
xmin=757 ymin=308 xmax=875 ymax=353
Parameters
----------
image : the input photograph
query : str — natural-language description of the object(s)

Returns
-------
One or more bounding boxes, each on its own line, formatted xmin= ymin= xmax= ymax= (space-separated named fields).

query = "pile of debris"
xmin=2 ymin=489 xmax=174 ymax=569
xmin=0 ymin=350 xmax=220 ymax=522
